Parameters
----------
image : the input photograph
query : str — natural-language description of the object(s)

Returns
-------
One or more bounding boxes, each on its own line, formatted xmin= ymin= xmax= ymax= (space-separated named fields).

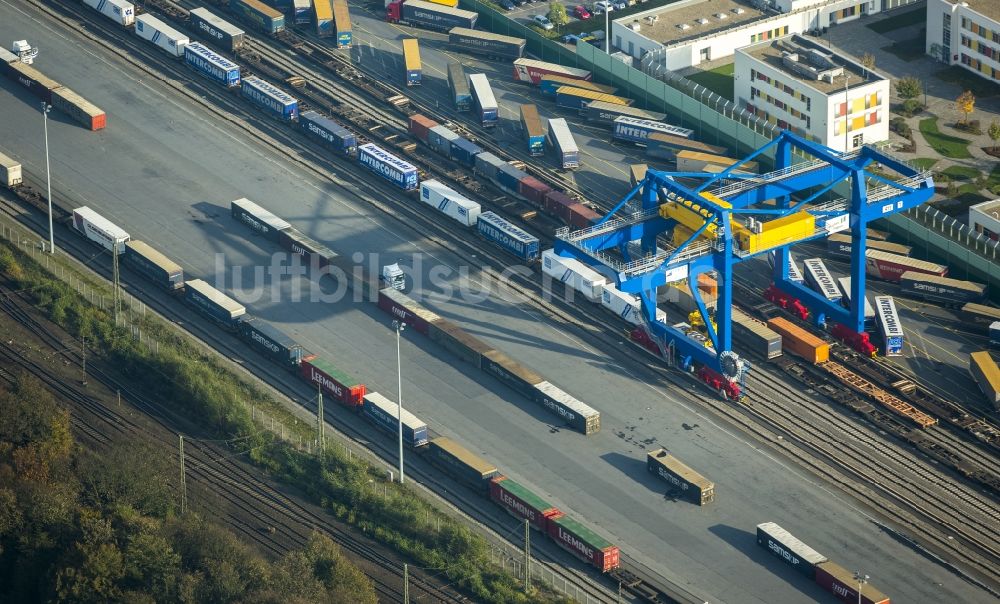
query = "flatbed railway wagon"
xmin=826 ymin=233 xmax=912 ymax=259
xmin=865 ymin=249 xmax=947 ymax=283
xmin=448 ymin=27 xmax=525 ymax=60
xmin=332 ymin=0 xmax=353 ymax=48
xmin=538 ymin=75 xmax=617 ymax=96
xmin=123 ymin=240 xmax=184 ymax=291
xmin=731 ymin=308 xmax=782 ymax=359
xmin=969 ymin=351 xmax=1000 ymax=409
xmin=72 ymin=206 xmax=130 ymax=254
xmin=756 ymin=522 xmax=827 ymax=579
xmin=426 ymin=437 xmax=499 ymax=492
xmin=313 ymin=0 xmax=334 ymax=38
xmin=362 ymin=392 xmax=428 ymax=447
xmin=899 ymin=271 xmax=987 ymax=306
xmin=520 ymin=104 xmax=546 ymax=156
xmin=386 ymin=0 xmax=478 ymax=32
xmin=584 ymin=101 xmax=667 ymax=126
xmin=447 ymin=62 xmax=471 ymax=111
xmin=402 ymin=38 xmax=421 ymax=86
xmin=548 ymin=118 xmax=579 ymax=169
xmin=646 ymin=449 xmax=715 ymax=505
xmin=189 ymin=8 xmax=245 ymax=52
xmin=183 ymin=279 xmax=246 ymax=329
xmin=645 ymin=132 xmax=727 ymax=160
xmin=230 ymin=0 xmax=286 ymax=34
xmin=512 ymin=58 xmax=591 ymax=85
xmin=962 ymin=302 xmax=1000 ymax=328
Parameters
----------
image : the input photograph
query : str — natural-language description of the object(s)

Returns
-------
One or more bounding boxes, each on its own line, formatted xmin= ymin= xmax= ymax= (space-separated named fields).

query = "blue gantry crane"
xmin=553 ymin=131 xmax=934 ymax=399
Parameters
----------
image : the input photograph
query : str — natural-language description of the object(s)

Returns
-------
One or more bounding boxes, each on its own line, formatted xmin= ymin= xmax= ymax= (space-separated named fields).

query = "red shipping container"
xmin=51 ymin=87 xmax=106 ymax=131
xmin=542 ymin=190 xmax=576 ymax=222
xmin=546 ymin=514 xmax=620 ymax=572
xmin=408 ymin=114 xmax=438 ymax=144
xmin=489 ymin=476 xmax=562 ymax=532
xmin=566 ymin=202 xmax=600 ymax=229
xmin=815 ymin=562 xmax=890 ymax=604
xmin=865 ymin=249 xmax=947 ymax=283
xmin=300 ymin=355 xmax=366 ymax=407
xmin=511 ymin=59 xmax=592 ymax=85
xmin=518 ymin=176 xmax=551 ymax=205
xmin=376 ymin=288 xmax=441 ymax=335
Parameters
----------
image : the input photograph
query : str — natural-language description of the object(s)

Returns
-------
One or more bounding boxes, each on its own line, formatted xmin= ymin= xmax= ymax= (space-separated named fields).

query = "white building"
xmin=969 ymin=199 xmax=1000 ymax=240
xmin=734 ymin=35 xmax=889 ymax=151
xmin=613 ymin=0 xmax=920 ymax=70
xmin=926 ymin=0 xmax=1000 ymax=83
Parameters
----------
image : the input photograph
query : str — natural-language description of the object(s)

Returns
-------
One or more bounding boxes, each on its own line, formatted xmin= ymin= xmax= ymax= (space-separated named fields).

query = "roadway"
xmin=0 ymin=2 xmax=992 ymax=602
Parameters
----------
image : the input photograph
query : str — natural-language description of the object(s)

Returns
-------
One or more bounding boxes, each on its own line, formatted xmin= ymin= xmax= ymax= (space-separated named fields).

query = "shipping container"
xmin=531 ymin=381 xmax=600 ymax=434
xmin=449 ymin=138 xmax=481 ymax=168
xmin=755 ymin=522 xmax=827 ymax=580
xmin=489 ymin=476 xmax=561 ymax=531
xmin=0 ymin=151 xmax=22 ymax=188
xmin=675 ymin=150 xmax=758 ymax=173
xmin=469 ymin=73 xmax=498 ymax=127
xmin=874 ymin=296 xmax=904 ymax=356
xmin=538 ymin=75 xmax=617 ymax=96
xmin=547 ymin=118 xmax=579 ymax=169
xmin=428 ymin=319 xmax=493 ymax=366
xmin=231 ymin=197 xmax=291 ymax=242
xmin=184 ymin=279 xmax=246 ymax=327
xmin=474 ymin=152 xmax=507 ymax=181
xmin=612 ymin=116 xmax=693 ymax=145
xmin=362 ymin=392 xmax=428 ymax=447
xmin=82 ymin=0 xmax=134 ymax=26
xmin=898 ymin=271 xmax=986 ymax=306
xmin=477 ymin=211 xmax=540 ymax=261
xmin=72 ymin=207 xmax=129 ymax=254
xmin=496 ymin=163 xmax=529 ymax=194
xmin=990 ymin=322 xmax=1000 ymax=348
xmin=238 ymin=316 xmax=304 ymax=367
xmin=835 ymin=277 xmax=875 ymax=324
xmin=520 ymin=104 xmax=546 ymax=156
xmin=448 ymin=27 xmax=526 ymax=60
xmin=815 ymin=561 xmax=890 ymax=604
xmin=0 ymin=47 xmax=14 ymax=65
xmin=291 ymin=0 xmax=312 ymax=24
xmin=646 ymin=132 xmax=727 ymax=160
xmin=425 ymin=0 xmax=459 ymax=7
xmin=447 ymin=62 xmax=472 ymax=111
xmin=428 ymin=125 xmax=459 ymax=157
xmin=50 ymin=87 xmax=106 ymax=131
xmin=184 ymin=42 xmax=240 ymax=87
xmin=408 ymin=114 xmax=438 ymax=144
xmin=333 ymin=0 xmax=353 ymax=45
xmin=629 ymin=163 xmax=646 ymax=188
xmin=512 ymin=58 xmax=591 ymax=85
xmin=646 ymin=449 xmax=715 ymax=505
xmin=278 ymin=227 xmax=339 ymax=269
xmin=543 ymin=190 xmax=593 ymax=228
xmin=313 ymin=0 xmax=334 ymax=37
xmin=358 ymin=143 xmax=419 ymax=190
xmin=865 ymin=249 xmax=947 ymax=283
xmin=547 ymin=514 xmax=619 ymax=572
xmin=427 ymin=437 xmax=499 ymax=491
xmin=555 ymin=86 xmax=632 ymax=111
xmin=480 ymin=349 xmax=543 ymax=397
xmin=134 ymin=14 xmax=189 ymax=58
xmin=961 ymin=302 xmax=1000 ymax=327
xmin=241 ymin=76 xmax=298 ymax=120
xmin=600 ymin=284 xmax=666 ymax=325
xmin=767 ymin=250 xmax=804 ymax=283
xmin=419 ymin=180 xmax=481 ymax=226
xmin=767 ymin=317 xmax=829 ymax=363
xmin=826 ymin=233 xmax=912 ymax=259
xmin=5 ymin=61 xmax=61 ymax=103
xmin=189 ymin=8 xmax=245 ymax=52
xmin=802 ymin=258 xmax=841 ymax=302
xmin=664 ymin=282 xmax=718 ymax=313
xmin=299 ymin=110 xmax=357 ymax=154
xmin=731 ymin=308 xmax=782 ymax=359
xmin=123 ymin=240 xmax=184 ymax=291
xmin=518 ymin=176 xmax=551 ymax=205
xmin=402 ymin=38 xmax=421 ymax=86
xmin=230 ymin=0 xmax=286 ymax=33
xmin=567 ymin=203 xmax=601 ymax=229
xmin=300 ymin=355 xmax=366 ymax=407
xmin=377 ymin=287 xmax=442 ymax=335
xmin=541 ymin=249 xmax=607 ymax=301
xmin=969 ymin=351 xmax=1000 ymax=408
xmin=387 ymin=0 xmax=478 ymax=32
xmin=584 ymin=101 xmax=667 ymax=126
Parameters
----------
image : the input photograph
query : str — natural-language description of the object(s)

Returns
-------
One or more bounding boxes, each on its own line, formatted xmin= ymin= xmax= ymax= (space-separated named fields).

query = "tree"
xmin=988 ymin=120 xmax=1000 ymax=152
xmin=548 ymin=1 xmax=569 ymax=28
xmin=894 ymin=76 xmax=922 ymax=101
xmin=860 ymin=52 xmax=876 ymax=71
xmin=956 ymin=90 xmax=975 ymax=125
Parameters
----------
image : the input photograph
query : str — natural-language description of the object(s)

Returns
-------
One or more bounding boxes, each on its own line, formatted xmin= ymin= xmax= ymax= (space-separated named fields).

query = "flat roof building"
xmin=969 ymin=199 xmax=1000 ymax=240
xmin=926 ymin=0 xmax=1000 ymax=83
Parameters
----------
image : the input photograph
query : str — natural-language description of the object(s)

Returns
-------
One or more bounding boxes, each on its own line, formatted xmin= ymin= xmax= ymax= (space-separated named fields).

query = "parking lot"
xmin=499 ymin=0 xmax=649 ymax=44
xmin=499 ymin=0 xmax=598 ymax=32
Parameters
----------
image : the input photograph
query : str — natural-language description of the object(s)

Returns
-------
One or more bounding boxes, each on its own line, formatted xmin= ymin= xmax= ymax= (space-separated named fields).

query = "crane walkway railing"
xmin=557 ymin=207 xmax=662 ymax=242
xmin=866 ymin=172 xmax=932 ymax=204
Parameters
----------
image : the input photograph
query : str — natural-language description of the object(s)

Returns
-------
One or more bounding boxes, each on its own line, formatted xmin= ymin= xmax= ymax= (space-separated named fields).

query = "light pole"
xmin=853 ymin=570 xmax=869 ymax=604
xmin=605 ymin=7 xmax=610 ymax=54
xmin=843 ymin=74 xmax=851 ymax=153
xmin=393 ymin=320 xmax=406 ymax=484
xmin=41 ymin=102 xmax=54 ymax=254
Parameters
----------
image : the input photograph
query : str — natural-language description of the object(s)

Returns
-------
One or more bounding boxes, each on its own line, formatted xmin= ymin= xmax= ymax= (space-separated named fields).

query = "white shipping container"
xmin=469 ymin=73 xmax=497 ymax=112
xmin=601 ymin=284 xmax=666 ymax=325
xmin=419 ymin=180 xmax=481 ymax=226
xmin=83 ymin=0 xmax=135 ymax=26
xmin=72 ymin=207 xmax=130 ymax=253
xmin=0 ymin=151 xmax=22 ymax=188
xmin=134 ymin=14 xmax=189 ymax=57
xmin=803 ymin=258 xmax=841 ymax=301
xmin=541 ymin=248 xmax=607 ymax=302
xmin=836 ymin=277 xmax=875 ymax=321
xmin=875 ymin=295 xmax=905 ymax=356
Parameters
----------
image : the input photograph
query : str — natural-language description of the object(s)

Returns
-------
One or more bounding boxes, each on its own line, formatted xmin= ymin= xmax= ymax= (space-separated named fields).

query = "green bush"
xmin=901 ymin=98 xmax=923 ymax=117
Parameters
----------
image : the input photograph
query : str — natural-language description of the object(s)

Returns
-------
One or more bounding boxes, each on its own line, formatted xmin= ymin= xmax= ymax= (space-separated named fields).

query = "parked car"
xmin=574 ymin=4 xmax=591 ymax=19
xmin=499 ymin=0 xmax=516 ymax=9
xmin=593 ymin=0 xmax=613 ymax=13
xmin=533 ymin=14 xmax=554 ymax=30
xmin=612 ymin=0 xmax=627 ymax=9
xmin=562 ymin=33 xmax=582 ymax=44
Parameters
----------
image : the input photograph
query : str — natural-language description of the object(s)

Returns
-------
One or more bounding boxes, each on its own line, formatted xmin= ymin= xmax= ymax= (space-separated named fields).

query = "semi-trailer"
xmin=547 ymin=118 xmax=579 ymax=169
xmin=470 ymin=73 xmax=498 ymax=127
xmin=386 ymin=0 xmax=478 ymax=31
xmin=402 ymin=38 xmax=421 ymax=86
xmin=447 ymin=62 xmax=472 ymax=111
xmin=520 ymin=104 xmax=546 ymax=156
xmin=332 ymin=0 xmax=352 ymax=47
xmin=647 ymin=449 xmax=715 ymax=505
xmin=448 ymin=27 xmax=526 ymax=60
xmin=512 ymin=58 xmax=591 ymax=84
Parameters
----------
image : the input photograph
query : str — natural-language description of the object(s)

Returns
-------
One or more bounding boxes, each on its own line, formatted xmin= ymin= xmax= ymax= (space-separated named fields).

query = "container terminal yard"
xmin=1 ymin=0 xmax=999 ymax=603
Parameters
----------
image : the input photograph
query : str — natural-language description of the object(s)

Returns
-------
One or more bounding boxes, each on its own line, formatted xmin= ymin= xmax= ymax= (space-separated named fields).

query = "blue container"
xmin=184 ymin=42 xmax=240 ymax=87
xmin=358 ymin=143 xmax=419 ymax=190
xmin=241 ymin=76 xmax=298 ymax=120
xmin=183 ymin=279 xmax=246 ymax=329
xmin=362 ymin=393 xmax=428 ymax=447
xmin=299 ymin=110 xmax=357 ymax=154
xmin=477 ymin=211 xmax=539 ymax=261
xmin=496 ymin=163 xmax=527 ymax=193
xmin=123 ymin=241 xmax=184 ymax=291
xmin=555 ymin=90 xmax=590 ymax=110
xmin=231 ymin=0 xmax=286 ymax=34
xmin=449 ymin=138 xmax=482 ymax=168
xmin=238 ymin=316 xmax=303 ymax=367
xmin=538 ymin=79 xmax=565 ymax=96
xmin=278 ymin=227 xmax=339 ymax=269
xmin=428 ymin=125 xmax=459 ymax=156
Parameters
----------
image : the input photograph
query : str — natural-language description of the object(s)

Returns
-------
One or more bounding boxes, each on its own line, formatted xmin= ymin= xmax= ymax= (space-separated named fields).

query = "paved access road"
xmin=0 ymin=2 xmax=991 ymax=602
